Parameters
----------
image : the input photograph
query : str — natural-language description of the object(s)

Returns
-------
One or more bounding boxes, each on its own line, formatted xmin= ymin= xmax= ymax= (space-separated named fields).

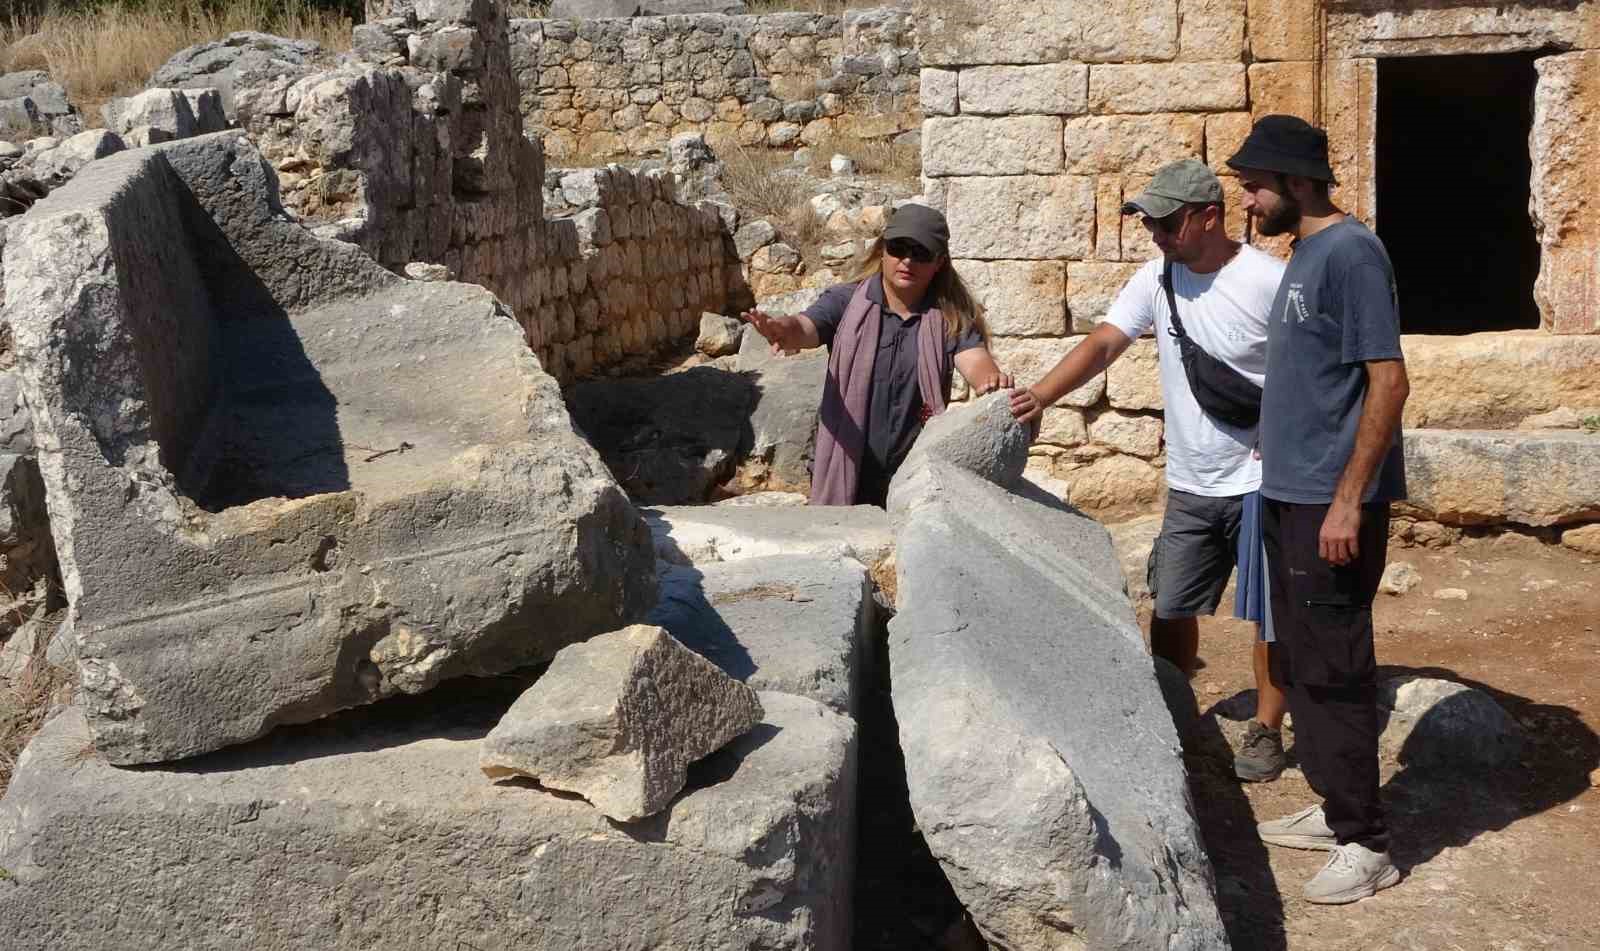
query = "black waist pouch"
xmin=1163 ymin=259 xmax=1262 ymax=429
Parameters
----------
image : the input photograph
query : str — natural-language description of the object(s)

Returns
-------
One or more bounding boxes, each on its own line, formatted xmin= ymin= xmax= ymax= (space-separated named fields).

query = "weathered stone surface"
xmin=1067 ymin=260 xmax=1142 ymax=331
xmin=1401 ymin=429 xmax=1600 ymax=528
xmin=1063 ymin=114 xmax=1207 ymax=175
xmin=916 ymin=0 xmax=1177 ymax=66
xmin=650 ymin=555 xmax=872 ymax=716
xmin=923 ymin=116 xmax=1063 ymax=177
xmin=567 ymin=367 xmax=755 ymax=505
xmin=735 ymin=331 xmax=825 ymax=492
xmin=1519 ymin=407 xmax=1585 ymax=430
xmin=638 ymin=0 xmax=748 ymax=13
xmin=1204 ymin=111 xmax=1253 ymax=176
xmin=1106 ymin=337 xmax=1162 ymax=410
xmin=1036 ymin=405 xmax=1088 ymax=447
xmin=1106 ymin=512 xmax=1162 ymax=604
xmin=1379 ymin=561 xmax=1421 ymax=596
xmin=1402 ymin=331 xmax=1600 ymax=427
xmin=1326 ymin=2 xmax=1600 ymax=58
xmin=151 ymin=31 xmax=323 ymax=117
xmin=0 ymin=72 xmax=76 ymax=136
xmin=180 ymin=88 xmax=229 ymax=133
xmin=1531 ymin=52 xmax=1599 ymax=335
xmin=733 ymin=218 xmax=777 ymax=258
xmin=955 ymin=259 xmax=1067 ymax=337
xmin=696 ymin=311 xmax=743 ymax=356
xmin=1561 ymin=522 xmax=1600 ymax=556
xmin=481 ymin=624 xmax=763 ymax=821
xmin=1055 ymin=452 xmax=1165 ymax=514
xmin=990 ymin=335 xmax=1106 ymax=407
xmin=1088 ymin=410 xmax=1164 ymax=459
xmin=1247 ymin=0 xmax=1316 ymax=60
xmin=1087 ymin=63 xmax=1246 ymax=114
xmin=23 ymin=129 xmax=123 ymax=184
xmin=956 ymin=63 xmax=1088 ymax=116
xmin=920 ymin=67 xmax=958 ymax=116
xmin=946 ymin=175 xmax=1094 ymax=260
xmin=889 ymin=392 xmax=1029 ymax=518
xmin=1379 ymin=676 xmax=1523 ymax=770
xmin=549 ymin=0 xmax=641 ymax=17
xmin=0 ymin=690 xmax=856 ymax=950
xmin=646 ymin=503 xmax=894 ymax=569
xmin=890 ymin=465 xmax=1225 ymax=949
xmin=101 ymin=88 xmax=199 ymax=142
xmin=1178 ymin=0 xmax=1246 ymax=61
xmin=4 ymin=134 xmax=656 ymax=764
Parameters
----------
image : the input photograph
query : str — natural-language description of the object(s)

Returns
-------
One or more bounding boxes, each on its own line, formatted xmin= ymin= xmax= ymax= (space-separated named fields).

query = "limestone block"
xmin=1401 ymin=331 xmax=1600 ymax=428
xmin=923 ymin=115 xmax=1063 ymax=177
xmin=1531 ymin=52 xmax=1600 ymax=335
xmin=696 ymin=311 xmax=744 ymax=356
xmin=1063 ymin=114 xmax=1206 ymax=175
xmin=734 ymin=218 xmax=777 ymax=258
xmin=1204 ymin=111 xmax=1252 ymax=176
xmin=1094 ymin=175 xmax=1124 ymax=261
xmin=2 ymin=135 xmax=656 ymax=765
xmin=990 ymin=336 xmax=1106 ymax=407
xmin=1106 ymin=337 xmax=1162 ymax=410
xmin=480 ymin=625 xmax=763 ymax=822
xmin=1088 ymin=410 xmax=1164 ymax=458
xmin=1247 ymin=0 xmax=1316 ymax=60
xmin=890 ymin=393 xmax=1031 ymax=519
xmin=889 ymin=466 xmax=1225 ymax=948
xmin=1400 ymin=429 xmax=1600 ymax=528
xmin=1087 ymin=63 xmax=1246 ymax=114
xmin=1037 ymin=406 xmax=1088 ymax=447
xmin=1178 ymin=0 xmax=1246 ymax=61
xmin=1067 ymin=261 xmax=1142 ymax=331
xmin=946 ymin=175 xmax=1095 ymax=260
xmin=1325 ymin=2 xmax=1600 ymax=59
xmin=957 ymin=63 xmax=1088 ymax=116
xmin=646 ymin=503 xmax=895 ymax=570
xmin=955 ymin=259 xmax=1068 ymax=337
xmin=920 ymin=67 xmax=957 ymax=115
xmin=0 ymin=692 xmax=855 ymax=951
xmin=917 ymin=0 xmax=1177 ymax=67
xmin=179 ymin=87 xmax=228 ymax=133
xmin=1056 ymin=452 xmax=1164 ymax=513
xmin=650 ymin=554 xmax=872 ymax=716
xmin=101 ymin=88 xmax=198 ymax=141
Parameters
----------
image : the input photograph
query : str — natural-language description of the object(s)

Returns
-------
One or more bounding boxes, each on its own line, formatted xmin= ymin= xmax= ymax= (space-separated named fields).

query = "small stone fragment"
xmin=829 ymin=153 xmax=855 ymax=177
xmin=481 ymin=624 xmax=765 ymax=822
xmin=1432 ymin=588 xmax=1470 ymax=601
xmin=695 ymin=312 xmax=743 ymax=356
xmin=1380 ymin=561 xmax=1421 ymax=596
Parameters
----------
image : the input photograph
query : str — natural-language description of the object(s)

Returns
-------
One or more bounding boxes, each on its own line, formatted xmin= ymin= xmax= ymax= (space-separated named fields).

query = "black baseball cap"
xmin=883 ymin=203 xmax=949 ymax=259
xmin=1225 ymin=114 xmax=1337 ymax=183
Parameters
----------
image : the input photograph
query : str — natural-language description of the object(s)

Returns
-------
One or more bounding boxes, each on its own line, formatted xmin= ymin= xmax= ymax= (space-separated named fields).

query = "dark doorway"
xmin=1376 ymin=52 xmax=1542 ymax=334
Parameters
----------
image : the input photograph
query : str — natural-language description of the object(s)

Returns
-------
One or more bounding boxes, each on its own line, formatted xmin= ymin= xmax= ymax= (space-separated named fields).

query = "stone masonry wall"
xmin=247 ymin=0 xmax=733 ymax=383
xmin=508 ymin=8 xmax=920 ymax=160
xmin=919 ymin=0 xmax=1600 ymax=515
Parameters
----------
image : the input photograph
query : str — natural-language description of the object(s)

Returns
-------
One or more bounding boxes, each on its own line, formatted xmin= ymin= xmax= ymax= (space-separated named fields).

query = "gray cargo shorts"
xmin=1146 ymin=489 xmax=1247 ymax=620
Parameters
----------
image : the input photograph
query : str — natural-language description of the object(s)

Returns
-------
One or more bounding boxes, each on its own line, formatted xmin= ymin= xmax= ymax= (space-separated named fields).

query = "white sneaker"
xmin=1257 ymin=804 xmax=1337 ymax=851
xmin=1302 ymin=842 xmax=1401 ymax=904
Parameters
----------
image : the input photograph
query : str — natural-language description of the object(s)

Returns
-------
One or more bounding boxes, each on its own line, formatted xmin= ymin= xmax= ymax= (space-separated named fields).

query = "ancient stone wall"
xmin=508 ymin=8 xmax=920 ymax=160
xmin=251 ymin=0 xmax=735 ymax=382
xmin=917 ymin=0 xmax=1600 ymax=514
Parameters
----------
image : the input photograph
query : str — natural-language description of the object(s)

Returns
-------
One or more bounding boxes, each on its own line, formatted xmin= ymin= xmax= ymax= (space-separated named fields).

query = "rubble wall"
xmin=508 ymin=8 xmax=920 ymax=160
xmin=252 ymin=0 xmax=735 ymax=383
xmin=919 ymin=0 xmax=1600 ymax=515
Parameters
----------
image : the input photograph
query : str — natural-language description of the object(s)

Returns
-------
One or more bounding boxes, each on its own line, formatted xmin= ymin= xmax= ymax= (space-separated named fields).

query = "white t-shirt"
xmin=1105 ymin=246 xmax=1284 ymax=497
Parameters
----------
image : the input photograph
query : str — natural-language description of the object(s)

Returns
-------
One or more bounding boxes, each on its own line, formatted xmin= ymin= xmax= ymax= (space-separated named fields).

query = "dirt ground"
xmin=1180 ymin=530 xmax=1600 ymax=951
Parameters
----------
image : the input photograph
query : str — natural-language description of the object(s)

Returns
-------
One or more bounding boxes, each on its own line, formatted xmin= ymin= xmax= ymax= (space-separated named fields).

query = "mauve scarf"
xmin=810 ymin=280 xmax=950 ymax=506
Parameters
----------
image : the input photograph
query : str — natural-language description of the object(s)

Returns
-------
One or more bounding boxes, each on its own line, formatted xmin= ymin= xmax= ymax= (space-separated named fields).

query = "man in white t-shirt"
xmin=1010 ymin=158 xmax=1289 ymax=782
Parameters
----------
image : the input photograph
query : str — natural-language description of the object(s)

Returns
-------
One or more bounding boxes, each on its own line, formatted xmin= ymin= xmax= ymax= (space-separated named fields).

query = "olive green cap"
xmin=1121 ymin=158 xmax=1224 ymax=218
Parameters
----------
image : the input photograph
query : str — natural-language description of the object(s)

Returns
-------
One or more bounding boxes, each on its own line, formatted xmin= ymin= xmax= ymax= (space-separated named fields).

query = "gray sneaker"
xmin=1302 ymin=842 xmax=1401 ymax=904
xmin=1234 ymin=720 xmax=1286 ymax=782
xmin=1258 ymin=804 xmax=1337 ymax=851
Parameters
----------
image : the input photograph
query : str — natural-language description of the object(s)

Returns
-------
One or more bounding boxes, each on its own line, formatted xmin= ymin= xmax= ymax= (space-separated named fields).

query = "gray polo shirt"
xmin=805 ymin=275 xmax=983 ymax=501
xmin=1259 ymin=218 xmax=1407 ymax=505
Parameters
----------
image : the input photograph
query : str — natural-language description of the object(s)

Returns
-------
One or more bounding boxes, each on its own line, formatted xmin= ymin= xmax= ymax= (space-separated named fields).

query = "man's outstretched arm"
xmin=1009 ymin=322 xmax=1134 ymax=423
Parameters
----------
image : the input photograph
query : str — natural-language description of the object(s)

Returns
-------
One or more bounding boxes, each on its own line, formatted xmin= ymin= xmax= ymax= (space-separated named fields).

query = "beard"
xmin=1254 ymin=193 xmax=1302 ymax=237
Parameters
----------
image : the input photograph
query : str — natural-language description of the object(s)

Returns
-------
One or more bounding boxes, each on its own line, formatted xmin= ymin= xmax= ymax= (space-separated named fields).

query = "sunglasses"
xmin=1142 ymin=207 xmax=1197 ymax=235
xmin=885 ymin=238 xmax=936 ymax=263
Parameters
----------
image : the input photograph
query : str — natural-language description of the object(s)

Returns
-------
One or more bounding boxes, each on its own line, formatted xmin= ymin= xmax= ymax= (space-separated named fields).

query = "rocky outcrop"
xmin=1401 ymin=429 xmax=1600 ymax=528
xmin=149 ymin=31 xmax=324 ymax=119
xmin=3 ymin=133 xmax=656 ymax=765
xmin=886 ymin=395 xmax=1226 ymax=949
xmin=0 ymin=691 xmax=856 ymax=950
xmin=650 ymin=554 xmax=873 ymax=716
xmin=481 ymin=624 xmax=764 ymax=821
xmin=0 ymin=71 xmax=81 ymax=139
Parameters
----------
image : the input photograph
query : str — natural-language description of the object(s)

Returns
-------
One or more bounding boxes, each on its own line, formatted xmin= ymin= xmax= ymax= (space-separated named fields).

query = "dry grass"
xmin=718 ymin=144 xmax=812 ymax=222
xmin=0 ymin=631 xmax=72 ymax=799
xmin=803 ymin=128 xmax=920 ymax=181
xmin=0 ymin=0 xmax=351 ymax=124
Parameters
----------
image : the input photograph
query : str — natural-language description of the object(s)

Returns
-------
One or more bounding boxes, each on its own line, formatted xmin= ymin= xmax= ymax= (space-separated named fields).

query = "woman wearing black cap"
xmin=741 ymin=203 xmax=1010 ymax=507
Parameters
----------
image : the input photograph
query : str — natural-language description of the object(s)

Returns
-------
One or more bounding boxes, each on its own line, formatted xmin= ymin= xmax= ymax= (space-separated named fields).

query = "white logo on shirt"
xmin=1282 ymin=284 xmax=1310 ymax=324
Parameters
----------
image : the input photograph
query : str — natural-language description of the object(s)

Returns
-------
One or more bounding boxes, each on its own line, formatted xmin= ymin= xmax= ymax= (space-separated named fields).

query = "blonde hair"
xmin=852 ymin=238 xmax=990 ymax=345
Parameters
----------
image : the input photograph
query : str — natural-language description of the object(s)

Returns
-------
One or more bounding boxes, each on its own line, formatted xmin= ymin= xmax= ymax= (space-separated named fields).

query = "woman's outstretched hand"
xmin=741 ymin=309 xmax=799 ymax=355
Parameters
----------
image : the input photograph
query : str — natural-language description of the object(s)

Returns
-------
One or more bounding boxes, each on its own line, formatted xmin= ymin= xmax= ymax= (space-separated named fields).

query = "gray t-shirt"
xmin=1260 ymin=219 xmax=1407 ymax=505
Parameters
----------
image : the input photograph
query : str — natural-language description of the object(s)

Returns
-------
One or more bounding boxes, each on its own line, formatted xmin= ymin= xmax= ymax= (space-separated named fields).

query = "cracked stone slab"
xmin=649 ymin=554 xmax=873 ymax=717
xmin=2 ymin=132 xmax=655 ymax=764
xmin=480 ymin=624 xmax=764 ymax=821
xmin=0 ymin=690 xmax=855 ymax=950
